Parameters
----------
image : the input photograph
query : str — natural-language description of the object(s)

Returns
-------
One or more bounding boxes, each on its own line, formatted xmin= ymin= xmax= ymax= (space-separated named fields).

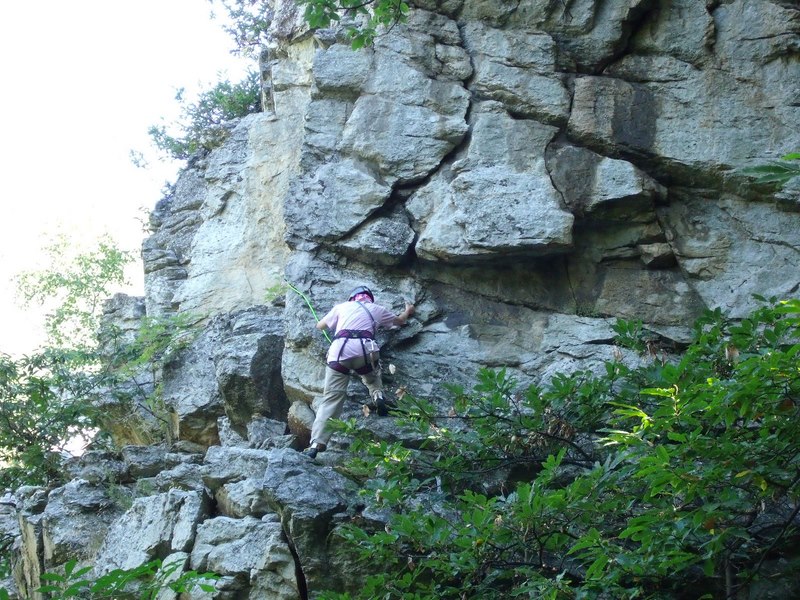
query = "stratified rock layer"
xmin=6 ymin=0 xmax=799 ymax=598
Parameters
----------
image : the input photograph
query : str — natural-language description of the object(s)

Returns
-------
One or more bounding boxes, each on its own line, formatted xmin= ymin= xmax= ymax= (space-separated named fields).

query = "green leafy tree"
xmin=1 ymin=237 xmax=203 ymax=591
xmin=298 ymin=0 xmax=410 ymax=48
xmin=209 ymin=0 xmax=275 ymax=58
xmin=0 ymin=348 xmax=102 ymax=490
xmin=1 ymin=237 xmax=133 ymax=490
xmin=210 ymin=0 xmax=409 ymax=50
xmin=148 ymin=70 xmax=261 ymax=161
xmin=1 ymin=238 xmax=198 ymax=490
xmin=321 ymin=298 xmax=800 ymax=599
xmin=16 ymin=235 xmax=133 ymax=350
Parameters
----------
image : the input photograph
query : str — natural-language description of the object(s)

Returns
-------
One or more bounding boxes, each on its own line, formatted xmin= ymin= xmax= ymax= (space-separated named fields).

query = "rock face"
xmin=5 ymin=0 xmax=799 ymax=598
xmin=162 ymin=306 xmax=287 ymax=446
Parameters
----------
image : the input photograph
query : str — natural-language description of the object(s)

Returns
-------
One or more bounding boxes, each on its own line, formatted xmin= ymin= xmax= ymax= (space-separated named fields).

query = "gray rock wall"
xmin=142 ymin=0 xmax=798 ymax=389
xmin=6 ymin=1 xmax=799 ymax=598
xmin=138 ymin=0 xmax=799 ymax=502
xmin=138 ymin=0 xmax=800 ymax=593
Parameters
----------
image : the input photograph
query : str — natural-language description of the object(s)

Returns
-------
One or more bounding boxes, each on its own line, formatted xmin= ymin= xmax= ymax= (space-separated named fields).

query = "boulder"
xmin=162 ymin=306 xmax=287 ymax=447
xmin=93 ymin=490 xmax=208 ymax=573
xmin=261 ymin=448 xmax=360 ymax=592
xmin=190 ymin=515 xmax=298 ymax=600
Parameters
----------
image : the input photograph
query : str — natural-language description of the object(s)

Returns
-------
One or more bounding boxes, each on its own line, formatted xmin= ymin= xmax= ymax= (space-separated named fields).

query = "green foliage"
xmin=36 ymin=557 xmax=218 ymax=599
xmin=102 ymin=312 xmax=199 ymax=378
xmin=100 ymin=311 xmax=200 ymax=438
xmin=148 ymin=70 xmax=261 ymax=161
xmin=1 ymin=238 xmax=199 ymax=490
xmin=741 ymin=152 xmax=800 ymax=187
xmin=209 ymin=0 xmax=275 ymax=58
xmin=0 ymin=530 xmax=15 ymax=585
xmin=321 ymin=298 xmax=800 ymax=599
xmin=211 ymin=0 xmax=410 ymax=51
xmin=16 ymin=235 xmax=133 ymax=350
xmin=264 ymin=281 xmax=288 ymax=303
xmin=299 ymin=0 xmax=410 ymax=48
xmin=1 ymin=238 xmax=132 ymax=489
xmin=611 ymin=317 xmax=646 ymax=353
xmin=0 ymin=348 xmax=99 ymax=490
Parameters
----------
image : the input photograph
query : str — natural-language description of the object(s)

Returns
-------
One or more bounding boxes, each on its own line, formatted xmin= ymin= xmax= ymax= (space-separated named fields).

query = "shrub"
xmin=211 ymin=0 xmax=409 ymax=50
xmin=16 ymin=235 xmax=133 ymax=350
xmin=26 ymin=558 xmax=218 ymax=600
xmin=148 ymin=70 xmax=261 ymax=161
xmin=2 ymin=239 xmax=198 ymax=489
xmin=322 ymin=298 xmax=800 ymax=599
xmin=210 ymin=0 xmax=275 ymax=58
xmin=299 ymin=0 xmax=410 ymax=48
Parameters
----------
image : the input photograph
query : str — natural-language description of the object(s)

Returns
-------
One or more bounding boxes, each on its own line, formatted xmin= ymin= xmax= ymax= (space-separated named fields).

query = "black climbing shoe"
xmin=302 ymin=447 xmax=318 ymax=459
xmin=375 ymin=392 xmax=388 ymax=417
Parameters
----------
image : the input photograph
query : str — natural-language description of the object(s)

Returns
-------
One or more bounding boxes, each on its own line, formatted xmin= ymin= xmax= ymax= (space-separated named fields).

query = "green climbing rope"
xmin=285 ymin=280 xmax=332 ymax=343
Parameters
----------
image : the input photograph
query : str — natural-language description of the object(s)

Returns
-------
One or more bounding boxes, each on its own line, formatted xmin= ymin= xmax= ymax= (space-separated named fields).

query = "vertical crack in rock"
xmin=596 ymin=0 xmax=662 ymax=73
xmin=331 ymin=17 xmax=480 ymax=268
xmin=544 ymin=139 xmax=571 ymax=212
xmin=281 ymin=521 xmax=309 ymax=600
xmin=704 ymin=1 xmax=720 ymax=53
xmin=559 ymin=254 xmax=583 ymax=314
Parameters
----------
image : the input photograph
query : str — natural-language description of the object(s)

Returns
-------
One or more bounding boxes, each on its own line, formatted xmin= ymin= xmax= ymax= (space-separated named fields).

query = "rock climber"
xmin=302 ymin=285 xmax=415 ymax=459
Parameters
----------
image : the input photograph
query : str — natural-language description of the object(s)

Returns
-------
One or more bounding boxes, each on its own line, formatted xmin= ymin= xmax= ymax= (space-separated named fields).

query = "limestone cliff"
xmin=4 ymin=0 xmax=799 ymax=598
xmin=144 ymin=0 xmax=799 ymax=438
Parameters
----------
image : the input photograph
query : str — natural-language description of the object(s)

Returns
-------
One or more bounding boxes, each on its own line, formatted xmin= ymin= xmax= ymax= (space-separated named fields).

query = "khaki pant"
xmin=310 ymin=356 xmax=383 ymax=447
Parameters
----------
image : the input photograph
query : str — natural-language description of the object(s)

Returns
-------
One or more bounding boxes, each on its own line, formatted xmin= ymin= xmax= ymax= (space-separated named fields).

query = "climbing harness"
xmin=285 ymin=281 xmax=383 ymax=378
xmin=328 ymin=301 xmax=380 ymax=375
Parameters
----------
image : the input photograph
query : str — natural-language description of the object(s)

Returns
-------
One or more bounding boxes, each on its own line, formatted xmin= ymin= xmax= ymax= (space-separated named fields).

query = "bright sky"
xmin=0 ymin=1 xmax=251 ymax=356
